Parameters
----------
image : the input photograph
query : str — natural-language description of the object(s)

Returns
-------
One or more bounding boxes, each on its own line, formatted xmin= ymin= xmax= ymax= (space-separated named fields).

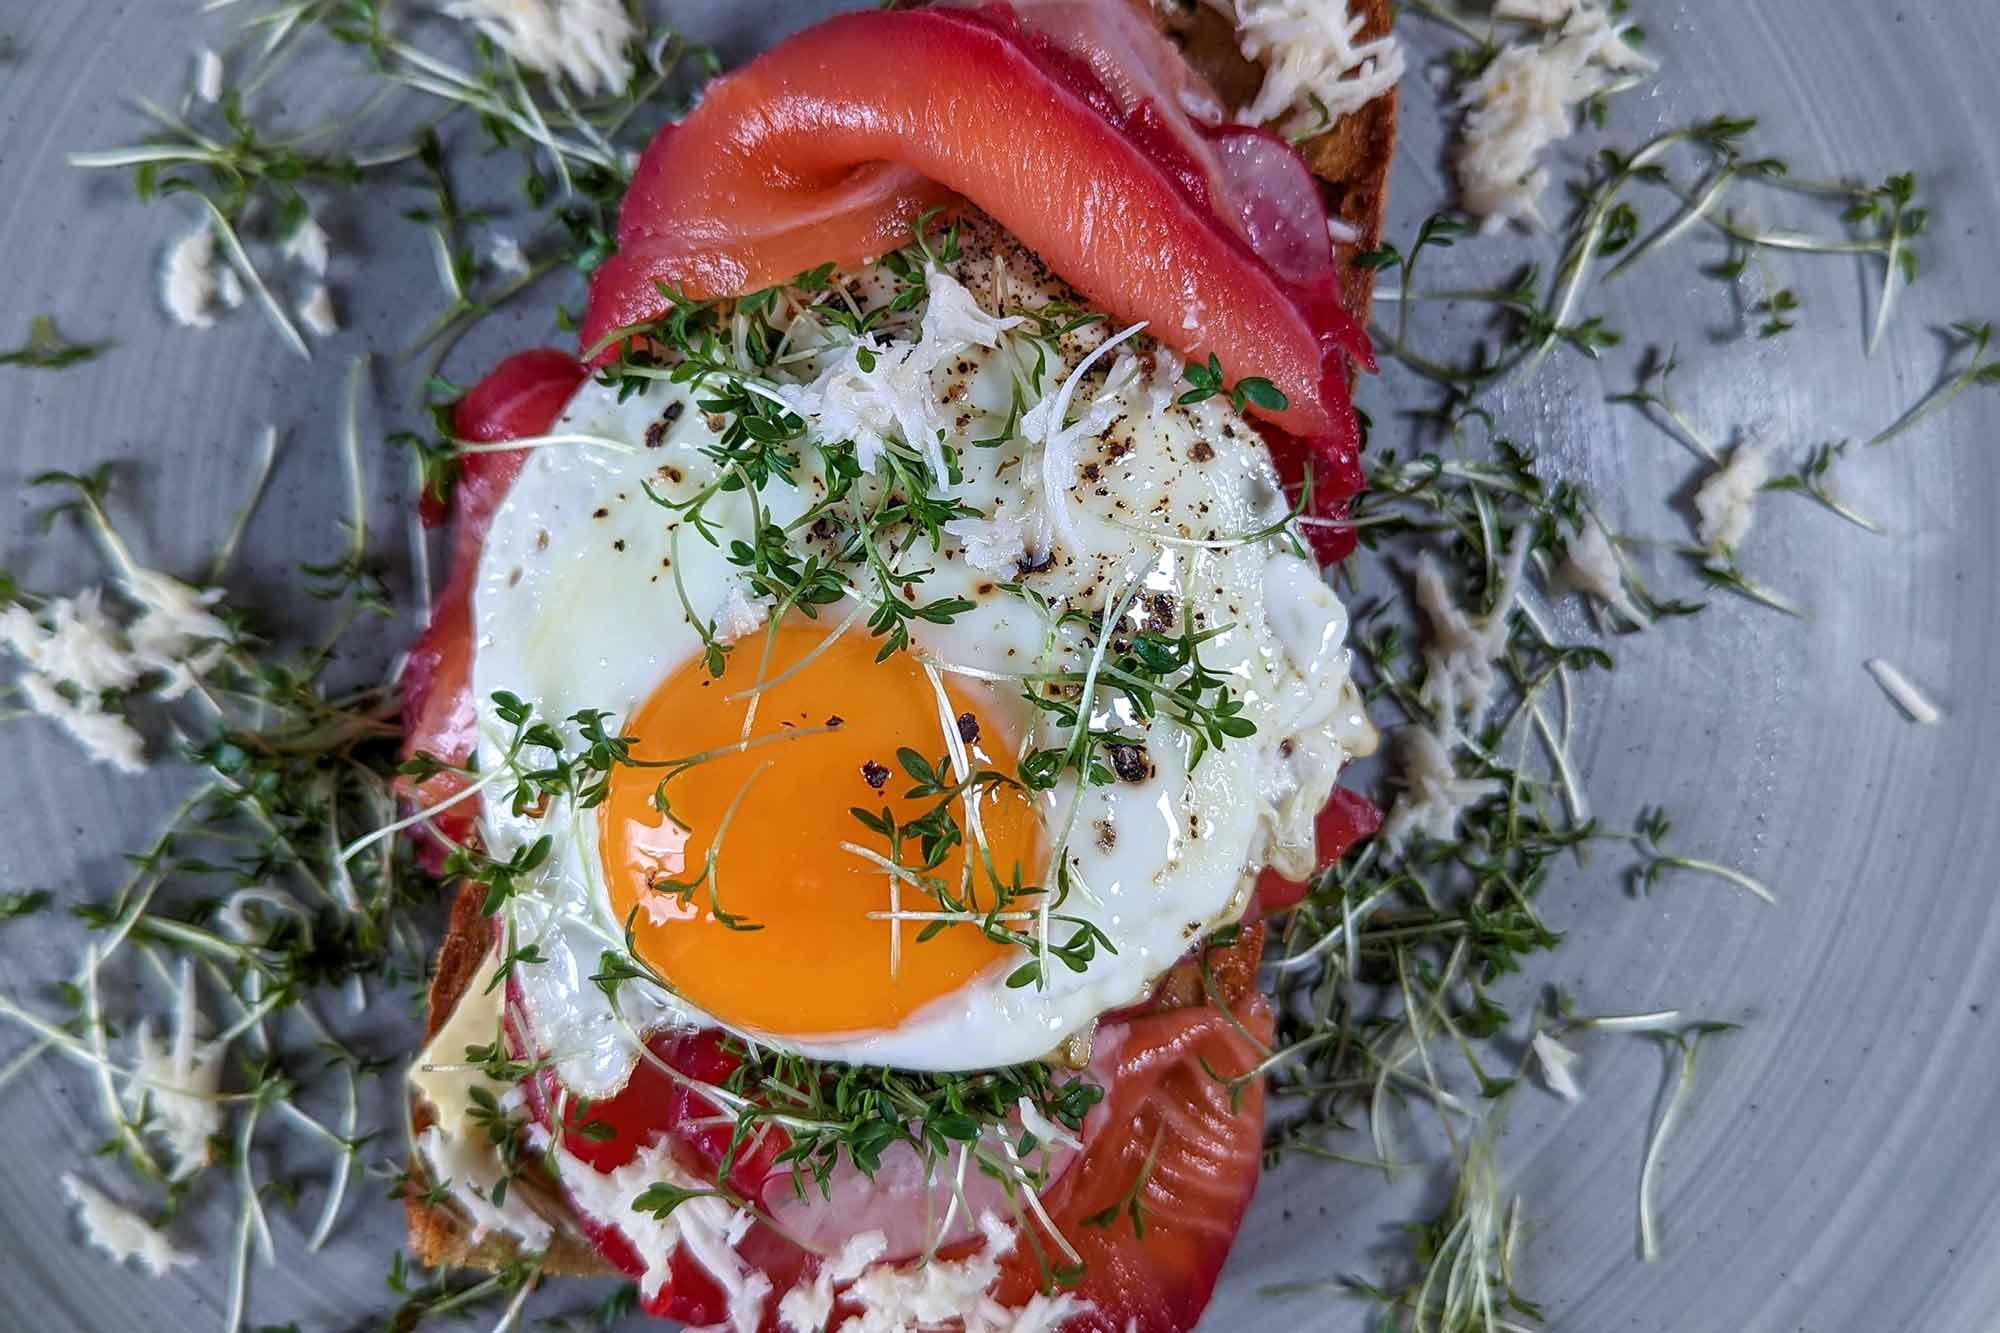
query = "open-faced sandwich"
xmin=397 ymin=2 xmax=1397 ymax=1329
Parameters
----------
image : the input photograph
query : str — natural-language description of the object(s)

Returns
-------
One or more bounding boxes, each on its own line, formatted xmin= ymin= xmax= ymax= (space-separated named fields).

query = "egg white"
xmin=470 ymin=232 xmax=1370 ymax=1092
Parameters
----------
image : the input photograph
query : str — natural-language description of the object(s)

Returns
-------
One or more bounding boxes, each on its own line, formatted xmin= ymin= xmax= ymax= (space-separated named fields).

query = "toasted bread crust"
xmin=403 ymin=881 xmax=612 ymax=1274
xmin=406 ymin=0 xmax=1399 ymax=1286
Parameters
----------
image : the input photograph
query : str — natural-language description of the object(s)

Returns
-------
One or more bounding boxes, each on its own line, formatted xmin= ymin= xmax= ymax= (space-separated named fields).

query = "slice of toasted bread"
xmin=404 ymin=0 xmax=1399 ymax=1285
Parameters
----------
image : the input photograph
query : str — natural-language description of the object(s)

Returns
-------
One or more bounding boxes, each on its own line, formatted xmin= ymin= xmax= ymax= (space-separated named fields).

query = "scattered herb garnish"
xmin=0 ymin=315 xmax=113 ymax=369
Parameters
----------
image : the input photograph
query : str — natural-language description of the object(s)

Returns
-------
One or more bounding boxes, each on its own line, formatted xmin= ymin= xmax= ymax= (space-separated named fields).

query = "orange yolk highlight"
xmin=600 ymin=621 xmax=1041 ymax=1036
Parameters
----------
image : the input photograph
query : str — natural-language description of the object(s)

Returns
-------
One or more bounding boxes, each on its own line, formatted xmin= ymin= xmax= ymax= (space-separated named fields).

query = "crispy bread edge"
xmin=406 ymin=0 xmax=1400 ymax=1284
xmin=403 ymin=880 xmax=617 ymax=1276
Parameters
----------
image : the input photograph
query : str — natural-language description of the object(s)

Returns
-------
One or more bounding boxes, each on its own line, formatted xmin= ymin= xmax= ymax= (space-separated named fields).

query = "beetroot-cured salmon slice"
xmin=987 ymin=994 xmax=1276 ymax=1332
xmin=580 ymin=3 xmax=1370 ymax=451
xmin=397 ymin=348 xmax=586 ymax=853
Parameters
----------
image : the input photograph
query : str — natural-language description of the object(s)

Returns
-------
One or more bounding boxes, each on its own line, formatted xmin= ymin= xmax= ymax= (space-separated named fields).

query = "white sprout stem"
xmin=1571 ymin=1010 xmax=1684 ymax=1033
xmin=1868 ymin=334 xmax=1993 ymax=446
xmin=190 ymin=193 xmax=310 ymax=361
xmin=1605 ymin=165 xmax=1737 ymax=283
xmin=1653 ymin=852 xmax=1778 ymax=905
xmin=508 ymin=61 xmax=574 ymax=198
xmin=486 ymin=1270 xmax=540 ymax=1333
xmin=226 ymin=1174 xmax=255 ymax=1333
xmin=1640 ymin=1034 xmax=1712 ymax=1262
xmin=720 ymin=599 xmax=869 ymax=703
xmin=838 ymin=841 xmax=948 ymax=945
xmin=1038 ymin=321 xmax=1149 ymax=556
xmin=910 ymin=653 xmax=1022 ymax=685
xmin=996 ymin=1134 xmax=1083 ymax=1269
xmin=237 ymin=1094 xmax=276 ymax=1266
xmin=210 ymin=988 xmax=290 ymax=1049
xmin=427 ymin=226 xmax=463 ymax=304
xmin=1394 ymin=949 xmax=1457 ymax=1151
xmin=1514 ymin=602 xmax=1588 ymax=824
xmin=453 ymin=431 xmax=639 ymax=456
xmin=1529 ymin=135 xmax=1685 ymax=378
xmin=340 ymin=355 xmax=369 ymax=569
xmin=866 ymin=910 xmax=1039 ymax=924
xmin=548 ymin=71 xmax=617 ymax=169
xmin=1686 ymin=203 xmax=1897 ymax=255
xmin=926 ymin=1144 xmax=971 ymax=1264
xmin=68 ymin=146 xmax=227 ymax=169
xmin=209 ymin=424 xmax=281 ymax=581
xmin=1037 ymin=573 xmax=1143 ymax=971
xmin=339 ymin=759 xmax=510 ymax=864
xmin=1869 ymin=225 xmax=1903 ymax=356
xmin=0 ymin=1037 xmax=55 ymax=1092
xmin=923 ymin=660 xmax=998 ymax=915
xmin=0 ymin=996 xmax=265 ymax=1102
xmin=1266 ymin=883 xmax=1394 ymax=973
xmin=407 ymin=484 xmax=434 ymax=620
xmin=324 ymin=774 xmax=363 ymax=916
xmin=1865 ymin=658 xmax=1941 ymax=724
xmin=82 ymin=943 xmax=162 ymax=1180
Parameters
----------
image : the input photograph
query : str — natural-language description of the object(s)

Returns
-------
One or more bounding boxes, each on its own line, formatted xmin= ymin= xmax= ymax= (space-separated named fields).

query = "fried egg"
xmin=470 ymin=224 xmax=1369 ymax=1094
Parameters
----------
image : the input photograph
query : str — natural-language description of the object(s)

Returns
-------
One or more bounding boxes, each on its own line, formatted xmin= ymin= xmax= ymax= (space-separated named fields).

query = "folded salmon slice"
xmin=581 ymin=3 xmax=1370 ymax=456
xmin=989 ymin=993 xmax=1276 ymax=1332
xmin=398 ymin=348 xmax=586 ymax=856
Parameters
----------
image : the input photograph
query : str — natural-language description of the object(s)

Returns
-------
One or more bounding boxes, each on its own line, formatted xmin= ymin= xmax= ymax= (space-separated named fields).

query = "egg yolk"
xmin=599 ymin=621 xmax=1042 ymax=1037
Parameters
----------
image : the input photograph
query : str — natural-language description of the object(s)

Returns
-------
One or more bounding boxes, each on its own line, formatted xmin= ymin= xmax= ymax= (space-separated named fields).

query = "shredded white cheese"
xmin=124 ymin=568 xmax=232 ymax=698
xmin=1378 ymin=723 xmax=1504 ymax=852
xmin=282 ymin=218 xmax=331 ymax=276
xmin=19 ymin=674 xmax=148 ymax=774
xmin=488 ymin=232 xmax=529 ymax=276
xmin=551 ymin=1140 xmax=772 ymax=1326
xmin=1531 ymin=1029 xmax=1583 ymax=1101
xmin=1455 ymin=2 xmax=1654 ymax=231
xmin=162 ymin=225 xmax=223 ymax=329
xmin=3 ymin=570 xmax=232 ymax=768
xmin=831 ymin=1212 xmax=1090 ymax=1333
xmin=1865 ymin=658 xmax=1941 ymax=725
xmin=1493 ymin=0 xmax=1575 ymax=21
xmin=443 ymin=0 xmax=637 ymax=96
xmin=416 ymin=1124 xmax=555 ymax=1250
xmin=1693 ymin=436 xmax=1773 ymax=553
xmin=297 ymin=283 xmax=339 ymax=338
xmin=779 ymin=267 xmax=1024 ymax=477
xmin=194 ymin=48 xmax=224 ymax=104
xmin=1221 ymin=0 xmax=1405 ymax=130
xmin=1558 ymin=521 xmax=1643 ymax=627
xmin=1015 ymin=1095 xmax=1083 ymax=1153
xmin=714 ymin=574 xmax=773 ymax=643
xmin=60 ymin=1174 xmax=195 ymax=1277
xmin=2 ymin=591 xmax=141 ymax=693
xmin=920 ymin=265 xmax=1028 ymax=350
xmin=123 ymin=959 xmax=226 ymax=1180
xmin=943 ymin=508 xmax=1035 ymax=576
xmin=1412 ymin=541 xmax=1524 ymax=732
xmin=215 ymin=264 xmax=245 ymax=311
xmin=777 ymin=1230 xmax=891 ymax=1332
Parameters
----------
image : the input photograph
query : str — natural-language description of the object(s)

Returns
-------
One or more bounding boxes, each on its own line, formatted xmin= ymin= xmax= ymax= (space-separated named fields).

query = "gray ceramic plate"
xmin=2 ymin=2 xmax=1995 ymax=1330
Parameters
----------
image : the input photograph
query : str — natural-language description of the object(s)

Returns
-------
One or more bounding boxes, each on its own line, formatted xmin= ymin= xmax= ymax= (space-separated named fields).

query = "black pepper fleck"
xmin=956 ymin=712 xmax=980 ymax=745
xmin=1107 ymin=743 xmax=1152 ymax=784
xmin=860 ymin=760 xmax=890 ymax=790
